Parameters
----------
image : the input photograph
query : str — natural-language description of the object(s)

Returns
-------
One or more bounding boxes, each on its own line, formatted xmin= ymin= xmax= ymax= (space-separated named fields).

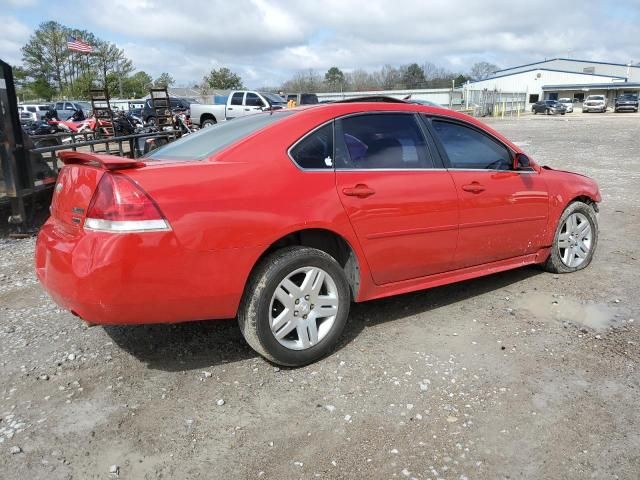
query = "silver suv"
xmin=582 ymin=95 xmax=607 ymax=113
xmin=18 ymin=104 xmax=51 ymax=122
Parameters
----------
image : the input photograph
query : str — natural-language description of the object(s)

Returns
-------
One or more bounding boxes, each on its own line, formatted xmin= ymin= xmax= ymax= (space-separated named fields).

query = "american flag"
xmin=67 ymin=36 xmax=93 ymax=53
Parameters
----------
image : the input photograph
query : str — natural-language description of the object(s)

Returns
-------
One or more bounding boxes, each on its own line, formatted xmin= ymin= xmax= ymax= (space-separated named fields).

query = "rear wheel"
xmin=544 ymin=201 xmax=598 ymax=273
xmin=238 ymin=247 xmax=351 ymax=366
xmin=545 ymin=108 xmax=551 ymax=115
xmin=201 ymin=118 xmax=216 ymax=128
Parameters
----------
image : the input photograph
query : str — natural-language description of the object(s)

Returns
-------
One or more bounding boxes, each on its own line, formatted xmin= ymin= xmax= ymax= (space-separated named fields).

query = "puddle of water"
xmin=514 ymin=292 xmax=618 ymax=331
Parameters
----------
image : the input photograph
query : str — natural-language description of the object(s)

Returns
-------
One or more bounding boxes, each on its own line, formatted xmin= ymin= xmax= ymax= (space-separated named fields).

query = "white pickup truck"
xmin=190 ymin=90 xmax=287 ymax=127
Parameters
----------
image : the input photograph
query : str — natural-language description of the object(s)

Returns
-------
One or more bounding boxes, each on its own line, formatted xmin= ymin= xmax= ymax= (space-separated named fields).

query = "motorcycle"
xmin=45 ymin=108 xmax=112 ymax=138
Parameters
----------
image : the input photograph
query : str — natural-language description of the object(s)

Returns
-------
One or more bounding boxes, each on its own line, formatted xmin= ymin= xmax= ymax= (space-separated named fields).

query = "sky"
xmin=1 ymin=0 xmax=639 ymax=87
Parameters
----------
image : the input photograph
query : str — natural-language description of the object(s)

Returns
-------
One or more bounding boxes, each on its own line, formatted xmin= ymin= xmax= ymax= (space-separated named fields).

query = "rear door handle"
xmin=342 ymin=184 xmax=376 ymax=198
xmin=461 ymin=182 xmax=485 ymax=193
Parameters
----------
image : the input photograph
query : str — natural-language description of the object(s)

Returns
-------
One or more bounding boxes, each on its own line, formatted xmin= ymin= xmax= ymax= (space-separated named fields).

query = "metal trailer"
xmin=0 ymin=60 xmax=179 ymax=233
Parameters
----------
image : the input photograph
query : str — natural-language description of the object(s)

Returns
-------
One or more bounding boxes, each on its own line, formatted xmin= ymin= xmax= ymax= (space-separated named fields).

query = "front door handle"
xmin=461 ymin=182 xmax=485 ymax=193
xmin=342 ymin=184 xmax=376 ymax=198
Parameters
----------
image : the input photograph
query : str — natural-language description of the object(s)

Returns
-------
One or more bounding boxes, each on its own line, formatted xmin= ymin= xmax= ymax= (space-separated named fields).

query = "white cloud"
xmin=3 ymin=0 xmax=640 ymax=86
xmin=0 ymin=16 xmax=31 ymax=65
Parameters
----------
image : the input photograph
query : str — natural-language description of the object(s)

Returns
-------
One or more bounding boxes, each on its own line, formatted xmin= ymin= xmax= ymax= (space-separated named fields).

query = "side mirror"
xmin=514 ymin=153 xmax=531 ymax=170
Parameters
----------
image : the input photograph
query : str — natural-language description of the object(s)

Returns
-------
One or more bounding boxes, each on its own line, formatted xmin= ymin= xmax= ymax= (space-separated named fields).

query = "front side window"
xmin=336 ymin=113 xmax=433 ymax=169
xmin=231 ymin=92 xmax=244 ymax=105
xmin=246 ymin=93 xmax=264 ymax=107
xmin=290 ymin=123 xmax=334 ymax=169
xmin=431 ymin=120 xmax=512 ymax=170
xmin=55 ymin=102 xmax=63 ymax=110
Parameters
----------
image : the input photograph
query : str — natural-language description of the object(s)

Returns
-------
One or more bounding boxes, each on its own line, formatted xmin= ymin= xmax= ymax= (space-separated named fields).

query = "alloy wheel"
xmin=557 ymin=212 xmax=592 ymax=268
xmin=269 ymin=266 xmax=340 ymax=350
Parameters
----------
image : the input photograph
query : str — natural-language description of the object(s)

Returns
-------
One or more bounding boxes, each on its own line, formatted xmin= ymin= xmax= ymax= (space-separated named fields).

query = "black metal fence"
xmin=0 ymin=59 xmax=180 ymax=232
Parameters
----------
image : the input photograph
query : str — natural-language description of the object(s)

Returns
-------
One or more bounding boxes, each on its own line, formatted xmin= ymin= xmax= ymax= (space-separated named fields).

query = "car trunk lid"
xmin=51 ymin=152 xmax=146 ymax=231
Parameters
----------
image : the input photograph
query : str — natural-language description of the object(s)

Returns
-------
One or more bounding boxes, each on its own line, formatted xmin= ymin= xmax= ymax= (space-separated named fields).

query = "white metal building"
xmin=467 ymin=58 xmax=640 ymax=105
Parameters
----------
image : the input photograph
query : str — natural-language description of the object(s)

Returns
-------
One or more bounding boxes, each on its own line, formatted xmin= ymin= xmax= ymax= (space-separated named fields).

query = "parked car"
xmin=18 ymin=104 xmax=52 ymax=122
xmin=36 ymin=99 xmax=601 ymax=366
xmin=141 ymin=97 xmax=192 ymax=125
xmin=614 ymin=94 xmax=639 ymax=113
xmin=286 ymin=93 xmax=319 ymax=106
xmin=532 ymin=100 xmax=567 ymax=115
xmin=582 ymin=95 xmax=607 ymax=113
xmin=557 ymin=98 xmax=574 ymax=113
xmin=52 ymin=101 xmax=92 ymax=120
xmin=190 ymin=90 xmax=287 ymax=127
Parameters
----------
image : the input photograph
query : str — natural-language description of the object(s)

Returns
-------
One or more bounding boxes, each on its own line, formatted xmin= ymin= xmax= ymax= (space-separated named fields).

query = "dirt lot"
xmin=1 ymin=112 xmax=639 ymax=480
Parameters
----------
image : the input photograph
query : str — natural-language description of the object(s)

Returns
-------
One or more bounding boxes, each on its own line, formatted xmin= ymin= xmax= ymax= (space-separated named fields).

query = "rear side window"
xmin=231 ymin=92 xmax=244 ymax=105
xmin=290 ymin=123 xmax=334 ymax=169
xmin=431 ymin=120 xmax=512 ymax=170
xmin=336 ymin=113 xmax=433 ymax=169
xmin=146 ymin=111 xmax=294 ymax=161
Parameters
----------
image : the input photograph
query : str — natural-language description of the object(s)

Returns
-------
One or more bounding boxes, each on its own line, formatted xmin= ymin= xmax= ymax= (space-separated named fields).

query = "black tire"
xmin=238 ymin=246 xmax=351 ymax=367
xmin=146 ymin=116 xmax=156 ymax=126
xmin=543 ymin=201 xmax=598 ymax=274
xmin=545 ymin=108 xmax=550 ymax=115
xmin=533 ymin=109 xmax=537 ymax=114
xmin=561 ymin=112 xmax=565 ymax=115
xmin=201 ymin=118 xmax=216 ymax=128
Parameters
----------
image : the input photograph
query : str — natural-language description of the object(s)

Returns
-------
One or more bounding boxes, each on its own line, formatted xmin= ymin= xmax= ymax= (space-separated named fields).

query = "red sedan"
xmin=36 ymin=99 xmax=601 ymax=366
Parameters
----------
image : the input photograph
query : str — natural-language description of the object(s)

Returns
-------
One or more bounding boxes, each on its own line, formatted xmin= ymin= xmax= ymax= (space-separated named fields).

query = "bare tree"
xmin=470 ymin=61 xmax=499 ymax=80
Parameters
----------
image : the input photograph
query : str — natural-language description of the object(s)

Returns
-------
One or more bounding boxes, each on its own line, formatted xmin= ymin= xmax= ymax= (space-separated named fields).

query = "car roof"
xmin=276 ymin=101 xmax=522 ymax=152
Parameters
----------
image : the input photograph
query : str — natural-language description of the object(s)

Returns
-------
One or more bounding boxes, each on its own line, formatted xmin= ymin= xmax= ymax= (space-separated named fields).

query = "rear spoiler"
xmin=58 ymin=151 xmax=145 ymax=171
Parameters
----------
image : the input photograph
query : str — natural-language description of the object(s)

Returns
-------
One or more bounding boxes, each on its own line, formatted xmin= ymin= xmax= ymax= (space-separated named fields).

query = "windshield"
xmin=587 ymin=96 xmax=605 ymax=101
xmin=146 ymin=111 xmax=294 ymax=161
xmin=558 ymin=98 xmax=571 ymax=103
xmin=261 ymin=93 xmax=286 ymax=105
xmin=618 ymin=94 xmax=637 ymax=100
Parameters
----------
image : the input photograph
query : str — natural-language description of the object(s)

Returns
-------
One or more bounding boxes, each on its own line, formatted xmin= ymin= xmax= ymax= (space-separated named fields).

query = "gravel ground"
xmin=1 ymin=112 xmax=638 ymax=480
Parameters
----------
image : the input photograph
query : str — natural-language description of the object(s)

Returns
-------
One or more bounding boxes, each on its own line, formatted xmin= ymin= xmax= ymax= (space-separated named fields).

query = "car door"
xmin=227 ymin=92 xmax=244 ymax=119
xmin=334 ymin=113 xmax=459 ymax=285
xmin=426 ymin=117 xmax=549 ymax=269
xmin=244 ymin=92 xmax=265 ymax=116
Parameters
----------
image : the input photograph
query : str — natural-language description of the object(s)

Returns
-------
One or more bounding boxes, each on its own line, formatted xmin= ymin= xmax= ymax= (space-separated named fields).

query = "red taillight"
xmin=84 ymin=174 xmax=170 ymax=232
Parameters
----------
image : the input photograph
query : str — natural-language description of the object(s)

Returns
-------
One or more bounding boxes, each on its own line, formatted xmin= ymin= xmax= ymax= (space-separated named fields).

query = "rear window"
xmin=146 ymin=112 xmax=294 ymax=161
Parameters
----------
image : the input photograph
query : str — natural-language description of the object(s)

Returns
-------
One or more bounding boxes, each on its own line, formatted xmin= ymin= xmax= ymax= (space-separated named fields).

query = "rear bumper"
xmin=35 ymin=219 xmax=260 ymax=324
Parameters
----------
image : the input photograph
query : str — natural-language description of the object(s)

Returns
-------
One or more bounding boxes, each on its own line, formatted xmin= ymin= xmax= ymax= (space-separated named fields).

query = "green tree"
xmin=324 ymin=67 xmax=345 ymax=90
xmin=154 ymin=72 xmax=175 ymax=89
xmin=203 ymin=67 xmax=243 ymax=90
xmin=402 ymin=63 xmax=426 ymax=88
xmin=453 ymin=74 xmax=468 ymax=87
xmin=94 ymin=41 xmax=133 ymax=97
xmin=123 ymin=71 xmax=153 ymax=98
xmin=21 ymin=21 xmax=69 ymax=93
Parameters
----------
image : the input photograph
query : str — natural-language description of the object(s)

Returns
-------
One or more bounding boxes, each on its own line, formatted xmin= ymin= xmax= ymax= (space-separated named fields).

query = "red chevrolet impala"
xmin=36 ymin=99 xmax=600 ymax=366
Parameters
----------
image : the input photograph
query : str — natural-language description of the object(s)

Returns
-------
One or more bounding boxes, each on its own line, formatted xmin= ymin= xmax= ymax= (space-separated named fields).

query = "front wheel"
xmin=238 ymin=247 xmax=351 ymax=366
xmin=544 ymin=201 xmax=598 ymax=273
